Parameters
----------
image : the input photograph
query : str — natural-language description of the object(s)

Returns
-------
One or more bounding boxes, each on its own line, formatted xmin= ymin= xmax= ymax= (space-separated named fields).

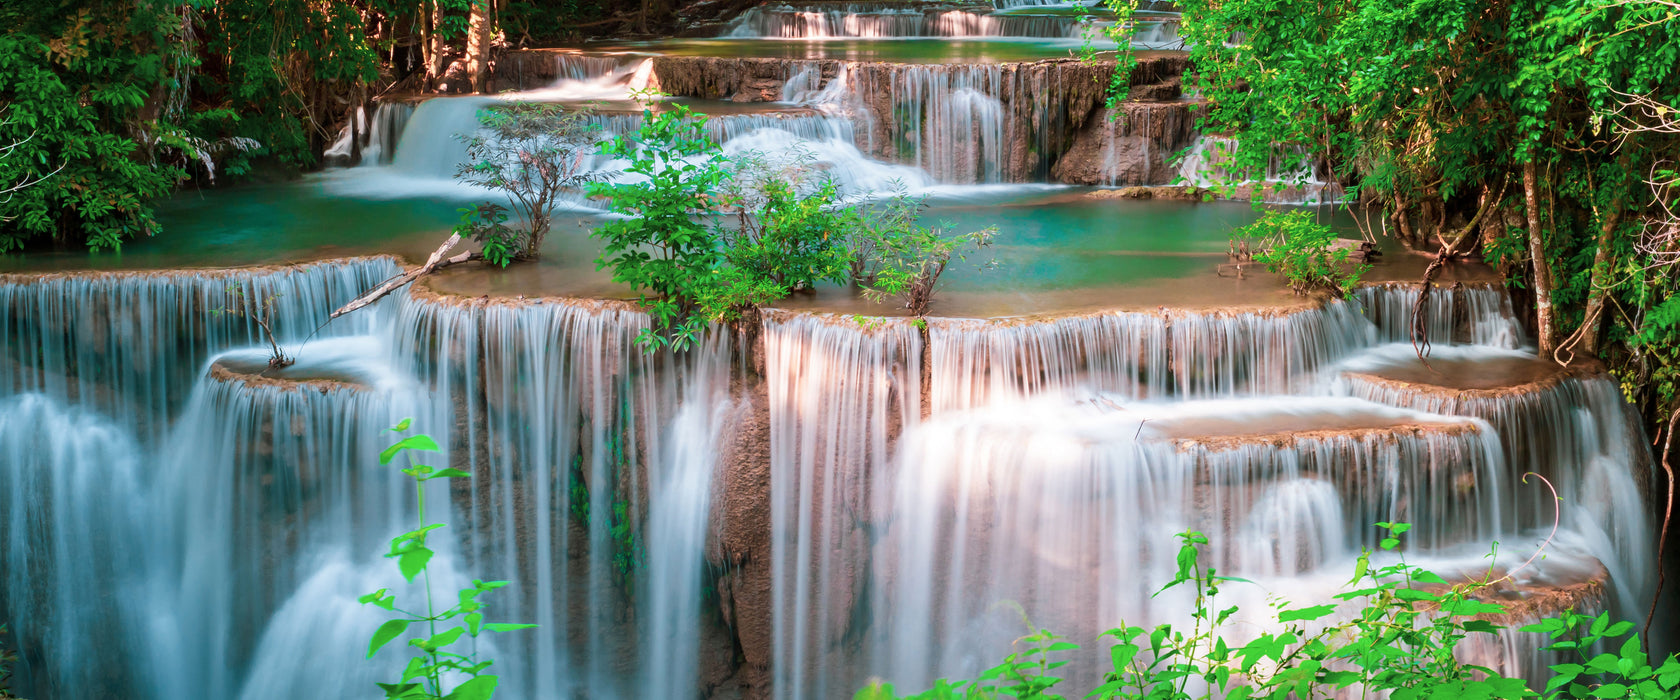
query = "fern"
xmin=1637 ymin=296 xmax=1680 ymax=346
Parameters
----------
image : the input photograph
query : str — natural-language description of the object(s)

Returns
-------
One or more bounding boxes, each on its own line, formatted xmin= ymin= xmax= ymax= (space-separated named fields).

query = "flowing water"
xmin=0 ymin=4 xmax=1664 ymax=700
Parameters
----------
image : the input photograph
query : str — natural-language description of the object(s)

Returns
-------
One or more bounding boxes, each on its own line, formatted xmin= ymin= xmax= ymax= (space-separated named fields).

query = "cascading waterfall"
xmin=868 ymin=393 xmax=1525 ymax=691
xmin=324 ymin=101 xmax=415 ymax=167
xmin=0 ymin=258 xmax=398 ymax=441
xmin=762 ymin=311 xmax=922 ymax=700
xmin=726 ymin=5 xmax=1089 ymax=39
xmin=1355 ymin=282 xmax=1527 ymax=349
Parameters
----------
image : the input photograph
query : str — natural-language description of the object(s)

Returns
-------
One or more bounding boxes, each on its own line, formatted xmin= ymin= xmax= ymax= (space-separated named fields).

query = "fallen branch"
xmin=1410 ymin=179 xmax=1506 ymax=361
xmin=329 ymin=233 xmax=480 ymax=321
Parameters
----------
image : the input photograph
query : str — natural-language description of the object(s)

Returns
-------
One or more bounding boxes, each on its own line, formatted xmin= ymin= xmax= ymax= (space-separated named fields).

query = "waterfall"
xmin=1355 ymin=282 xmax=1528 ymax=349
xmin=640 ymin=363 xmax=736 ymax=698
xmin=868 ymin=393 xmax=1520 ymax=690
xmin=1176 ymin=136 xmax=1345 ymax=204
xmin=726 ymin=5 xmax=1088 ymax=39
xmin=324 ymin=102 xmax=415 ymax=167
xmin=763 ymin=311 xmax=922 ymax=699
xmin=0 ymin=258 xmax=399 ymax=441
xmin=0 ymin=394 xmax=147 ymax=698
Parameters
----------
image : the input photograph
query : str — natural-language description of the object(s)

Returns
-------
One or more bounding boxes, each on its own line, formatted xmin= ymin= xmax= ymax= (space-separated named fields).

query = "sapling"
xmin=360 ymin=420 xmax=533 ymax=700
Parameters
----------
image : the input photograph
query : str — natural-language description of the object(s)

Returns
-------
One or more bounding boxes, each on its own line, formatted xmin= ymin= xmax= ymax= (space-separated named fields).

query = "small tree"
xmin=700 ymin=147 xmax=857 ymax=324
xmin=1234 ymin=209 xmax=1368 ymax=298
xmin=456 ymin=103 xmax=602 ymax=265
xmin=852 ymin=191 xmax=996 ymax=317
xmin=588 ymin=104 xmax=730 ymax=351
xmin=214 ymin=285 xmax=293 ymax=369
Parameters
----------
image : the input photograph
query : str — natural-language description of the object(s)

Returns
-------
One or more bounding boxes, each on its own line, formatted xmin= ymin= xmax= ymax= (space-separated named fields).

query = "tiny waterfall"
xmin=1355 ymin=282 xmax=1527 ymax=349
xmin=1176 ymin=136 xmax=1344 ymax=204
xmin=324 ymin=102 xmax=415 ymax=167
xmin=726 ymin=5 xmax=1088 ymax=39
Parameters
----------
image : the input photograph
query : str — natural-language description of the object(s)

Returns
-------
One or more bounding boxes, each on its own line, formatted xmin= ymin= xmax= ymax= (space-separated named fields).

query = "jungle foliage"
xmin=0 ymin=0 xmax=679 ymax=253
xmin=1096 ymin=0 xmax=1680 ymax=427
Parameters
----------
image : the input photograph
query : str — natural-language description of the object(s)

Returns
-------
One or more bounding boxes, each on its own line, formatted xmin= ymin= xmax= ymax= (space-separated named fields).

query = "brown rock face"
xmin=711 ymin=374 xmax=775 ymax=700
xmin=1050 ymin=101 xmax=1199 ymax=186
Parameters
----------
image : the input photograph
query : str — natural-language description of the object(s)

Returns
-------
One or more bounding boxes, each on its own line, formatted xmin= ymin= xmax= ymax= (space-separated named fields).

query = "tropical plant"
xmin=857 ymin=523 xmax=1680 ymax=700
xmin=852 ymin=191 xmax=996 ymax=317
xmin=1235 ymin=210 xmax=1369 ymax=298
xmin=0 ymin=623 xmax=17 ymax=700
xmin=588 ymin=104 xmax=730 ymax=351
xmin=360 ymin=420 xmax=534 ymax=700
xmin=456 ymin=104 xmax=603 ymax=264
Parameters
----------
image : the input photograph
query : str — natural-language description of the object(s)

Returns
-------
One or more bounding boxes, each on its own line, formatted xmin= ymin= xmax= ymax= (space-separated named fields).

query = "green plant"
xmin=852 ymin=191 xmax=996 ymax=317
xmin=717 ymin=148 xmax=856 ymax=295
xmin=456 ymin=104 xmax=602 ymax=263
xmin=857 ymin=522 xmax=1680 ymax=700
xmin=454 ymin=203 xmax=519 ymax=269
xmin=360 ymin=420 xmax=534 ymax=700
xmin=588 ymin=104 xmax=729 ymax=352
xmin=1236 ymin=210 xmax=1368 ymax=298
xmin=0 ymin=623 xmax=17 ymax=700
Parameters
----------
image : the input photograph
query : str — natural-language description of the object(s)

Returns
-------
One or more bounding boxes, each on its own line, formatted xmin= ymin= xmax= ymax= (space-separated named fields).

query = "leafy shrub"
xmin=852 ymin=192 xmax=997 ymax=317
xmin=717 ymin=148 xmax=856 ymax=295
xmin=456 ymin=104 xmax=602 ymax=264
xmin=588 ymin=104 xmax=729 ymax=352
xmin=1236 ymin=210 xmax=1368 ymax=298
xmin=454 ymin=203 xmax=520 ymax=269
xmin=0 ymin=623 xmax=16 ymax=699
xmin=361 ymin=420 xmax=533 ymax=700
xmin=857 ymin=523 xmax=1680 ymax=700
xmin=0 ymin=32 xmax=182 ymax=252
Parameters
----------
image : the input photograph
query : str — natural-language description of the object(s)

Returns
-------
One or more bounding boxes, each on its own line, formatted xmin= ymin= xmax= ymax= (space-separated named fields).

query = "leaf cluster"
xmin=1235 ymin=210 xmax=1369 ymax=298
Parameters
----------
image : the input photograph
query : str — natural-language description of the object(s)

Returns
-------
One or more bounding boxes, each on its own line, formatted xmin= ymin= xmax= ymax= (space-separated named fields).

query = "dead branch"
xmin=329 ymin=233 xmax=480 ymax=321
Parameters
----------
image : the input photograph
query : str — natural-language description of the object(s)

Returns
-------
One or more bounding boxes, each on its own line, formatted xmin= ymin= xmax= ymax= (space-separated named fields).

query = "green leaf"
xmin=398 ymin=547 xmax=434 ymax=582
xmin=368 ymin=619 xmax=410 ymax=658
xmin=1277 ymin=604 xmax=1337 ymax=622
xmin=390 ymin=418 xmax=412 ymax=432
xmin=424 ymin=467 xmax=473 ymax=481
xmin=484 ymin=623 xmax=538 ymax=633
xmin=381 ymin=434 xmax=441 ymax=465
xmin=443 ymin=675 xmax=499 ymax=700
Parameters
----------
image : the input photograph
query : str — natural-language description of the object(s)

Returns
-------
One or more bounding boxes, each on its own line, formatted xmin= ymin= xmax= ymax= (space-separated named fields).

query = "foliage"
xmin=456 ymin=104 xmax=603 ymax=262
xmin=454 ymin=203 xmax=520 ymax=269
xmin=857 ymin=524 xmax=1680 ymax=700
xmin=0 ymin=27 xmax=183 ymax=252
xmin=588 ymin=104 xmax=729 ymax=352
xmin=0 ymin=623 xmax=15 ymax=700
xmin=717 ymin=148 xmax=855 ymax=295
xmin=361 ymin=420 xmax=534 ymax=700
xmin=852 ymin=191 xmax=996 ymax=317
xmin=1235 ymin=210 xmax=1369 ymax=298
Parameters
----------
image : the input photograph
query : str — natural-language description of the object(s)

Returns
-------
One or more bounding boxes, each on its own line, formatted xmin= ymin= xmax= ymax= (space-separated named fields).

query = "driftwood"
xmin=329 ymin=233 xmax=480 ymax=321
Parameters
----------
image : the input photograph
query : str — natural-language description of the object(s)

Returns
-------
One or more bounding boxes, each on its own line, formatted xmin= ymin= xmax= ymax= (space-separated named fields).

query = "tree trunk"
xmin=428 ymin=1 xmax=449 ymax=86
xmin=467 ymin=0 xmax=493 ymax=93
xmin=1582 ymin=197 xmax=1624 ymax=356
xmin=420 ymin=1 xmax=436 ymax=83
xmin=1524 ymin=160 xmax=1556 ymax=355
